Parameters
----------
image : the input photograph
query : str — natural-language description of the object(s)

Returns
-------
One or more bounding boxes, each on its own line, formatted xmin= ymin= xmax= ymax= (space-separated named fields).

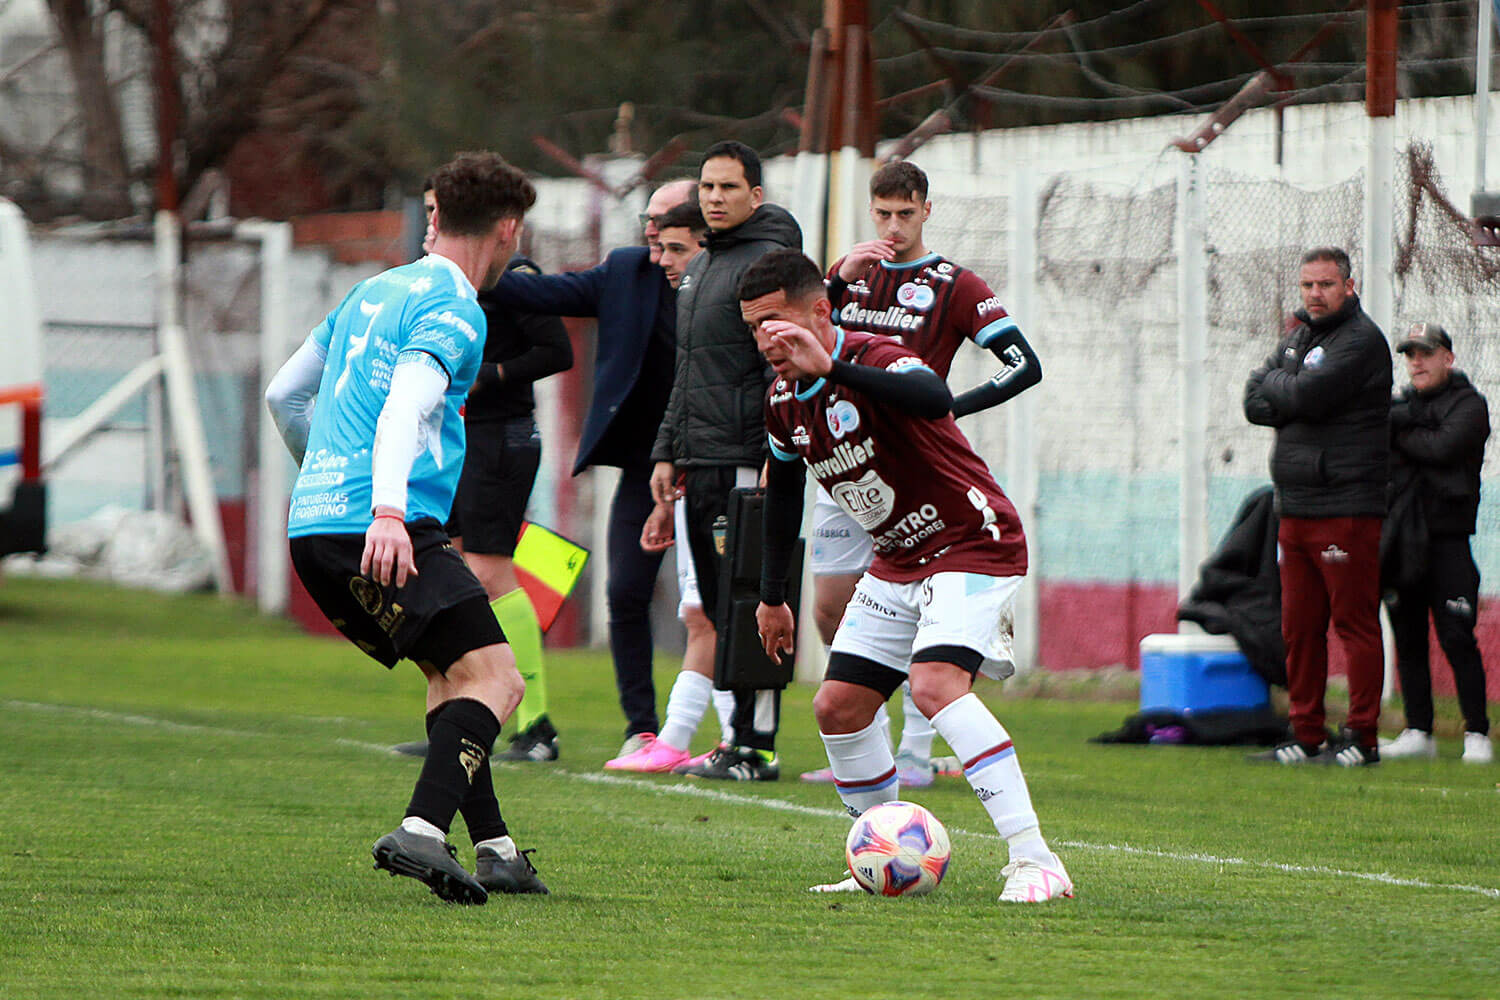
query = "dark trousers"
xmin=1279 ymin=515 xmax=1384 ymax=747
xmin=683 ymin=466 xmax=781 ymax=753
xmin=1387 ymin=533 xmax=1490 ymax=736
xmin=606 ymin=466 xmax=667 ymax=738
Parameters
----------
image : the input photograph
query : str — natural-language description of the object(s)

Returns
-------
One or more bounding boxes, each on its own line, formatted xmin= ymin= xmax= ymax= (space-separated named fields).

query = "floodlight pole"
xmin=1175 ymin=153 xmax=1210 ymax=617
xmin=1363 ymin=0 xmax=1397 ymax=341
xmin=1477 ymin=0 xmax=1495 ymax=196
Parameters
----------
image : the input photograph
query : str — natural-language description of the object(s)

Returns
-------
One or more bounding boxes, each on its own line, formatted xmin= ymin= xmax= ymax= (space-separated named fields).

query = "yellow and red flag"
xmin=512 ymin=521 xmax=590 ymax=632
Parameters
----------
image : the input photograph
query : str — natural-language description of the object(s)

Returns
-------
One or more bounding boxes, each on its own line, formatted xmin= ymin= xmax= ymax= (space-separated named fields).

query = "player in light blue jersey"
xmin=265 ymin=152 xmax=549 ymax=905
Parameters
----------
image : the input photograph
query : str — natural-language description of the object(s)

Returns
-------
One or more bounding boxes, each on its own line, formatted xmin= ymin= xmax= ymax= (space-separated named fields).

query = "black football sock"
xmin=428 ymin=707 xmax=509 ymax=844
xmin=405 ymin=698 xmax=501 ymax=833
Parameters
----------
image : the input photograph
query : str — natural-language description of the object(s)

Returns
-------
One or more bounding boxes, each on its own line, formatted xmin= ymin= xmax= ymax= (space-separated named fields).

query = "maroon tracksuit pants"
xmin=1278 ymin=515 xmax=1384 ymax=748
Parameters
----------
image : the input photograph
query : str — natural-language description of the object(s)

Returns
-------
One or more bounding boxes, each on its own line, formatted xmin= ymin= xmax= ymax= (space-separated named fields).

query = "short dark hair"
xmin=656 ymin=200 xmax=707 ymax=237
xmin=701 ymin=140 xmax=762 ymax=188
xmin=870 ymin=160 xmax=928 ymax=202
xmin=738 ymin=248 xmax=823 ymax=303
xmin=1301 ymin=246 xmax=1351 ymax=281
xmin=429 ymin=152 xmax=535 ymax=236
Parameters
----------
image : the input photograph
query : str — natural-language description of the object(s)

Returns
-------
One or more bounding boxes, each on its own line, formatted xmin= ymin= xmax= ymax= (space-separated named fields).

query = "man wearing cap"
xmin=1379 ymin=322 xmax=1493 ymax=763
xmin=1243 ymin=246 xmax=1392 ymax=767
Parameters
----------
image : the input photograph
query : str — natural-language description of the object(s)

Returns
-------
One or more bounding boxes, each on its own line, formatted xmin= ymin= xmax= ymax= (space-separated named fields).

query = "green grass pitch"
xmin=2 ymin=576 xmax=1498 ymax=999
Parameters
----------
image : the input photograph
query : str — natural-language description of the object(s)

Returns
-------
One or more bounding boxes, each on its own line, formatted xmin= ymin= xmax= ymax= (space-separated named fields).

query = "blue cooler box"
xmin=1139 ymin=633 xmax=1269 ymax=714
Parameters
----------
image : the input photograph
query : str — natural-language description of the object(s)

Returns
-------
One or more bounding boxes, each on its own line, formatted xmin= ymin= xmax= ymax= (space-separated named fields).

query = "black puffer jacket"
xmin=1390 ymin=370 xmax=1489 ymax=535
xmin=1243 ymin=295 xmax=1391 ymax=518
xmin=652 ymin=203 xmax=802 ymax=468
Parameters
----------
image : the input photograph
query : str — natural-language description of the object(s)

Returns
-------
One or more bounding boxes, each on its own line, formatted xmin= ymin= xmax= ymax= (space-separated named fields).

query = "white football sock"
xmin=820 ymin=716 xmax=899 ymax=817
xmin=657 ymin=670 xmax=713 ymax=751
xmin=400 ymin=815 xmax=446 ymax=841
xmin=896 ymin=681 xmax=936 ymax=762
xmin=929 ymin=693 xmax=1050 ymax=863
xmin=712 ymin=688 xmax=736 ymax=744
xmin=474 ymin=834 xmax=518 ymax=860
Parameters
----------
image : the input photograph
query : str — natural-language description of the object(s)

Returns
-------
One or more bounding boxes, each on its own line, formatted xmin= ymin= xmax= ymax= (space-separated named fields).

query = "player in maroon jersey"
xmin=741 ymin=249 xmax=1072 ymax=903
xmin=804 ymin=160 xmax=1043 ymax=789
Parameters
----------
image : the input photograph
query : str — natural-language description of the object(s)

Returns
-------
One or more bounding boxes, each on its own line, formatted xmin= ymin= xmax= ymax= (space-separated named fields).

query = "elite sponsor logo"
xmin=791 ymin=424 xmax=812 ymax=447
xmin=885 ymin=356 xmax=927 ymax=374
xmin=838 ymin=302 xmax=927 ymax=333
xmin=810 ymin=437 xmax=875 ymax=479
xmin=1320 ymin=543 xmax=1348 ymax=564
xmin=831 ymin=469 xmax=896 ymax=531
xmin=976 ymin=295 xmax=1006 ymax=317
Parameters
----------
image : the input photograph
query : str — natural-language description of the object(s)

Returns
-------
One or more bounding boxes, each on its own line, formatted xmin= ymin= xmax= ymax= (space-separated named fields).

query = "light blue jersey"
xmin=288 ymin=254 xmax=484 ymax=538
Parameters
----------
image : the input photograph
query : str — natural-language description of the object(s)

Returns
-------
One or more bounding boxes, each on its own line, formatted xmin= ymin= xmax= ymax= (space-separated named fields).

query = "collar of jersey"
xmin=425 ymin=252 xmax=477 ymax=298
xmin=794 ymin=323 xmax=846 ymax=401
xmin=879 ymin=252 xmax=940 ymax=272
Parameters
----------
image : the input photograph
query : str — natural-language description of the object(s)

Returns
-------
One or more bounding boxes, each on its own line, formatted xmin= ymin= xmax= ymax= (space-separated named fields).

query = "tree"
xmin=2 ymin=0 xmax=378 ymax=221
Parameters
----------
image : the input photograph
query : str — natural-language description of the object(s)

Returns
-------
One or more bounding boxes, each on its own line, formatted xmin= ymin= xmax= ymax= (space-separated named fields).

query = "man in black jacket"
xmin=1379 ymin=323 xmax=1493 ymax=763
xmin=650 ymin=140 xmax=802 ymax=780
xmin=1244 ymin=246 xmax=1391 ymax=767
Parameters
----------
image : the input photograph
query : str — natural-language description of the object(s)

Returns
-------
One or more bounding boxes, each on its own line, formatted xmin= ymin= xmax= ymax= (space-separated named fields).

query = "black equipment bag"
xmin=713 ymin=487 xmax=803 ymax=690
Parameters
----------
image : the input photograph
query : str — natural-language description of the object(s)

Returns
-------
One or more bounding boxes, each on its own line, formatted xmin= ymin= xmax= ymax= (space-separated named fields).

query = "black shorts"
xmin=446 ymin=417 xmax=541 ymax=555
xmin=290 ymin=518 xmax=504 ymax=672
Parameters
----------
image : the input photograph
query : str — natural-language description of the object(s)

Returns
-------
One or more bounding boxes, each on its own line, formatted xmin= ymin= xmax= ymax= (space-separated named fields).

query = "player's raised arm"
xmin=826 ymin=351 xmax=952 ymax=419
xmin=951 ymin=323 xmax=1042 ymax=418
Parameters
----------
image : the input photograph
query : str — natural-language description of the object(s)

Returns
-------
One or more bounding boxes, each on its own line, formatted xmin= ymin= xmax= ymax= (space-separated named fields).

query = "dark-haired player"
xmin=804 ymin=159 xmax=1041 ymax=787
xmin=265 ymin=152 xmax=548 ymax=904
xmin=742 ymin=248 xmax=1071 ymax=903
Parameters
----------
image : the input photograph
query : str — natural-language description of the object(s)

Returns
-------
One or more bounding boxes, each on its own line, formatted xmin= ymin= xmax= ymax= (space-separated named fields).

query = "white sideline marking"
xmin=11 ymin=699 xmax=1499 ymax=900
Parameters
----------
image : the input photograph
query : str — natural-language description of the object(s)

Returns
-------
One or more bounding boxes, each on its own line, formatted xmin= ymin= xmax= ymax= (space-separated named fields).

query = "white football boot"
xmin=999 ymin=853 xmax=1074 ymax=903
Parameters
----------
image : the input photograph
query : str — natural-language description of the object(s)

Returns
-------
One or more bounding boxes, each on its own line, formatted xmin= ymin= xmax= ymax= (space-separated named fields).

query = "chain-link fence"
xmin=931 ymin=145 xmax=1500 ymax=691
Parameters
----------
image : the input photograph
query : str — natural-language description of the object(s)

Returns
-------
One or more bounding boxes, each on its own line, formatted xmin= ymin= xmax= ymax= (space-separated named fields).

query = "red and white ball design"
xmin=845 ymin=800 xmax=951 ymax=897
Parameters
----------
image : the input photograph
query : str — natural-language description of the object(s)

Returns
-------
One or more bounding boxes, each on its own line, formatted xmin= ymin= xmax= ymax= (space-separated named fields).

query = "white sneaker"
xmin=1378 ymin=728 xmax=1437 ymax=760
xmin=809 ymin=875 xmax=863 ymax=893
xmin=1463 ymin=732 xmax=1494 ymax=764
xmin=999 ymin=853 xmax=1074 ymax=903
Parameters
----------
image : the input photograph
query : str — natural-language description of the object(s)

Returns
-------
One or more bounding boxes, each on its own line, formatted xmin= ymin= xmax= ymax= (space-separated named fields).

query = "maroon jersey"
xmin=827 ymin=253 xmax=1016 ymax=378
xmin=765 ymin=328 xmax=1027 ymax=582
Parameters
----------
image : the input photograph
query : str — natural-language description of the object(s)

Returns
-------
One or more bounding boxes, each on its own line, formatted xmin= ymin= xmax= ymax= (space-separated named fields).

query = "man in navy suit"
xmin=486 ymin=179 xmax=704 ymax=760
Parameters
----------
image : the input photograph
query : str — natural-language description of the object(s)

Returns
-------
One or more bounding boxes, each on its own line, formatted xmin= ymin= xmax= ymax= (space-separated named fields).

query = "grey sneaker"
xmin=372 ymin=827 xmax=487 ymax=904
xmin=475 ymin=836 xmax=550 ymax=895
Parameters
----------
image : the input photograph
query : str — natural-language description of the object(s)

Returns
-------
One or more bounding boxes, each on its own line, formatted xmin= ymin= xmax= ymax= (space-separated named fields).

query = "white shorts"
xmin=810 ymin=486 xmax=874 ymax=576
xmin=675 ymin=498 xmax=700 ymax=617
xmin=830 ymin=571 xmax=1019 ymax=681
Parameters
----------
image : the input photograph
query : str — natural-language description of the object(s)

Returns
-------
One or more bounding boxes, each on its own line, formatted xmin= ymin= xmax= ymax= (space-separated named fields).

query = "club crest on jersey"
xmin=1304 ymin=345 xmax=1326 ymax=369
xmin=827 ymin=399 xmax=861 ymax=439
xmin=896 ymin=282 xmax=936 ymax=312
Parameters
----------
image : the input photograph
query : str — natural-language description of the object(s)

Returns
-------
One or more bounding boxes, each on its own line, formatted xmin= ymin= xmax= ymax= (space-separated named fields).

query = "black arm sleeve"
xmin=951 ymin=327 xmax=1042 ymax=418
xmin=494 ymin=311 xmax=573 ymax=385
xmin=826 ymin=359 xmax=952 ymax=418
xmin=760 ymin=456 xmax=807 ymax=606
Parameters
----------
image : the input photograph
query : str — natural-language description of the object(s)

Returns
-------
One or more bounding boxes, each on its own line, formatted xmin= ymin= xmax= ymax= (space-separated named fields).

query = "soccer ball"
xmin=844 ymin=800 xmax=951 ymax=897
